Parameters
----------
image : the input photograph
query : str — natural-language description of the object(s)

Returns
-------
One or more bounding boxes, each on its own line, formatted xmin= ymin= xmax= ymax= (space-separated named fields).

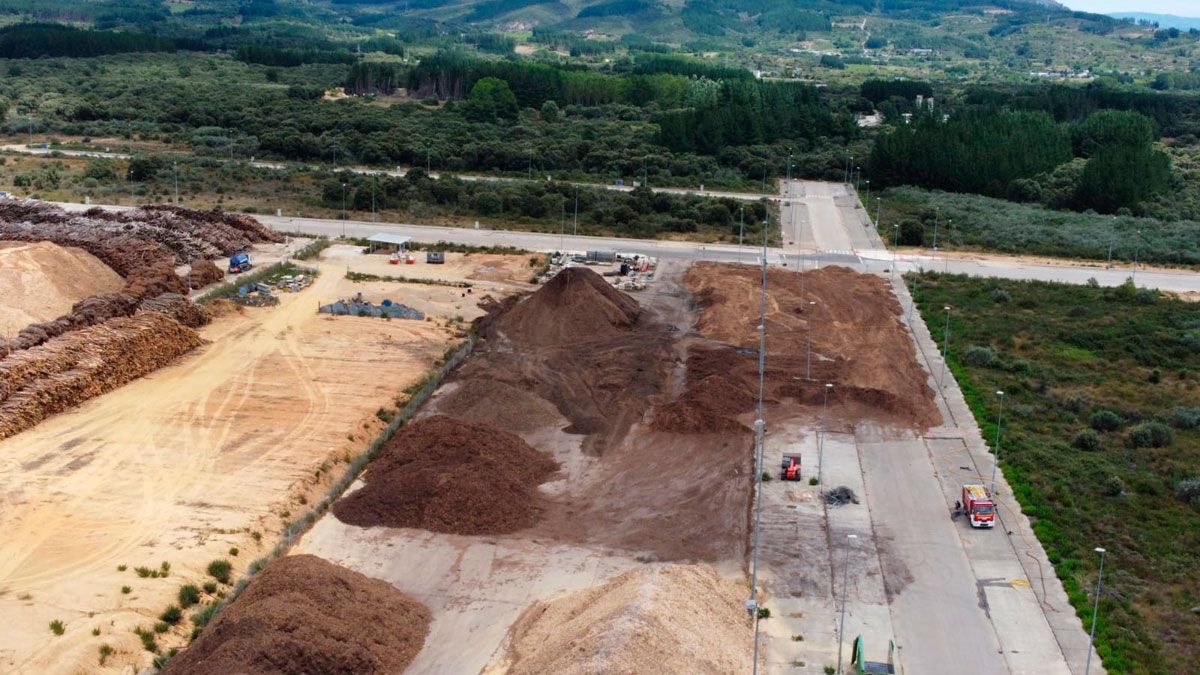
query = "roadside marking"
xmin=1009 ymin=578 xmax=1031 ymax=588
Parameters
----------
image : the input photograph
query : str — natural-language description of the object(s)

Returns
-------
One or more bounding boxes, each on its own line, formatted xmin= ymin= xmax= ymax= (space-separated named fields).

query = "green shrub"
xmin=92 ymin=627 xmax=100 ymax=636
xmin=202 ymin=581 xmax=218 ymax=594
xmin=990 ymin=288 xmax=1011 ymax=303
xmin=116 ymin=564 xmax=127 ymax=572
xmin=178 ymin=585 xmax=201 ymax=608
xmin=229 ymin=547 xmax=239 ymax=557
xmin=207 ymin=559 xmax=232 ymax=584
xmin=134 ymin=626 xmax=157 ymax=652
xmin=1090 ymin=409 xmax=1123 ymax=432
xmin=1101 ymin=475 xmax=1126 ymax=497
xmin=135 ymin=566 xmax=154 ymax=578
xmin=1072 ymin=428 xmax=1102 ymax=451
xmin=1169 ymin=406 xmax=1200 ymax=429
xmin=49 ymin=620 xmax=65 ymax=635
xmin=192 ymin=602 xmax=221 ymax=630
xmin=1127 ymin=421 xmax=1173 ymax=448
xmin=121 ymin=585 xmax=131 ymax=594
xmin=98 ymin=644 xmax=114 ymax=665
xmin=963 ymin=345 xmax=999 ymax=367
xmin=159 ymin=605 xmax=182 ymax=625
xmin=154 ymin=621 xmax=170 ymax=634
xmin=757 ymin=606 xmax=770 ymax=618
xmin=1175 ymin=478 xmax=1200 ymax=508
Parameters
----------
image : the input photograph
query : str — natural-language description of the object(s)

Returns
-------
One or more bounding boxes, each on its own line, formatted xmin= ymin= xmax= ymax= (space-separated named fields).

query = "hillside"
xmin=1110 ymin=12 xmax=1200 ymax=31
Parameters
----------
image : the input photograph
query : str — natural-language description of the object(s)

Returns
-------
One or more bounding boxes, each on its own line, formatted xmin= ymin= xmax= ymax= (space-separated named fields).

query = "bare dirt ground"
xmin=0 ymin=240 xmax=125 ymax=337
xmin=0 ymin=250 xmax=525 ymax=674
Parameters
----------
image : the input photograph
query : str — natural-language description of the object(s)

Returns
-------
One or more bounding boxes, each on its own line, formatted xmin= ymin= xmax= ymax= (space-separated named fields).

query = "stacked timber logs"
xmin=0 ymin=313 xmax=204 ymax=440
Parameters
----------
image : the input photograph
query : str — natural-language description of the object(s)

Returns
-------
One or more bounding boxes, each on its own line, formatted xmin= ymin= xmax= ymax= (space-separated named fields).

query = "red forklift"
xmin=780 ymin=453 xmax=803 ymax=481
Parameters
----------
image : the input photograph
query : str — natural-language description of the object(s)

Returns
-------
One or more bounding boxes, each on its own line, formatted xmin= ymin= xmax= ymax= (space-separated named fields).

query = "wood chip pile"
xmin=138 ymin=293 xmax=211 ymax=328
xmin=0 ymin=312 xmax=204 ymax=440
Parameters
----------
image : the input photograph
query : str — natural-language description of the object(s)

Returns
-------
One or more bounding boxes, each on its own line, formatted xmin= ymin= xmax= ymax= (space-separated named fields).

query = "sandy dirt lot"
xmin=0 ymin=251 xmax=525 ymax=674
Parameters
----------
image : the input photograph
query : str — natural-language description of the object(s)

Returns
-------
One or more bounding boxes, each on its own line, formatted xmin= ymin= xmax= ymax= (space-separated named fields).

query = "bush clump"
xmin=963 ymin=345 xmax=999 ymax=367
xmin=206 ymin=559 xmax=232 ymax=584
xmin=1175 ymin=478 xmax=1200 ymax=508
xmin=1169 ymin=406 xmax=1200 ymax=429
xmin=159 ymin=605 xmax=182 ymax=625
xmin=1090 ymin=409 xmax=1124 ymax=432
xmin=1127 ymin=421 xmax=1173 ymax=448
xmin=178 ymin=585 xmax=201 ymax=608
xmin=1072 ymin=428 xmax=1102 ymax=451
xmin=49 ymin=619 xmax=65 ymax=636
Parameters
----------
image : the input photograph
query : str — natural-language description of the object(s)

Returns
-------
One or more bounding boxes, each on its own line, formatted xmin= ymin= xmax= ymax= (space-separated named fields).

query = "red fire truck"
xmin=961 ymin=484 xmax=996 ymax=528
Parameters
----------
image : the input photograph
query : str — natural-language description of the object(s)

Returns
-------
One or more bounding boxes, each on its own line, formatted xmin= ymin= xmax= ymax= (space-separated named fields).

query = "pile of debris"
xmin=138 ymin=293 xmax=210 ymax=328
xmin=823 ymin=486 xmax=860 ymax=506
xmin=162 ymin=555 xmax=430 ymax=675
xmin=0 ymin=312 xmax=204 ymax=440
xmin=319 ymin=293 xmax=423 ymax=319
xmin=333 ymin=415 xmax=558 ymax=535
xmin=495 ymin=564 xmax=755 ymax=675
xmin=187 ymin=258 xmax=225 ymax=290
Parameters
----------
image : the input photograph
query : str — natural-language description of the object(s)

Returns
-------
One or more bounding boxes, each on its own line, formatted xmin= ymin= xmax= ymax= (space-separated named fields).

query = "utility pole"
xmin=932 ymin=208 xmax=940 ymax=250
xmin=863 ymin=179 xmax=870 ymax=206
xmin=876 ymin=197 xmax=882 ymax=229
xmin=341 ymin=183 xmax=347 ymax=237
xmin=945 ymin=219 xmax=952 ymax=274
xmin=572 ymin=188 xmax=579 ymax=237
xmin=818 ymin=382 xmax=833 ymax=485
xmin=989 ymin=390 xmax=1006 ymax=494
xmin=1132 ymin=228 xmax=1142 ymax=284
xmin=748 ymin=218 xmax=769 ymax=675
xmin=371 ymin=177 xmax=377 ymax=223
xmin=837 ymin=533 xmax=858 ymax=674
xmin=738 ymin=205 xmax=745 ymax=264
xmin=907 ymin=274 xmax=919 ymax=325
xmin=1085 ymin=547 xmax=1107 ymax=675
xmin=173 ymin=161 xmax=179 ymax=204
xmin=940 ymin=305 xmax=951 ymax=388
xmin=559 ymin=200 xmax=565 ymax=253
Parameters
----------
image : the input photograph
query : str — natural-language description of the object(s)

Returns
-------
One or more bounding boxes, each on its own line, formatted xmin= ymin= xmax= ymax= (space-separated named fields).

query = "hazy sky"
xmin=1065 ymin=0 xmax=1200 ymax=15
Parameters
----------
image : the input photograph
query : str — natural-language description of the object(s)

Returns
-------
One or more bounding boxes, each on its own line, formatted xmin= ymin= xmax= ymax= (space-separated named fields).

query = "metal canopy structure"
xmin=366 ymin=233 xmax=412 ymax=251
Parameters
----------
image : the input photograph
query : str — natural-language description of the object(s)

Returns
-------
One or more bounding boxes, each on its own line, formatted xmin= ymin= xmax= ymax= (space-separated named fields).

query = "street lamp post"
xmin=371 ymin=177 xmax=377 ymax=223
xmin=573 ymin=188 xmax=579 ymax=237
xmin=1085 ymin=547 xmax=1108 ymax=675
xmin=891 ymin=223 xmax=900 ymax=278
xmin=940 ymin=305 xmax=951 ymax=387
xmin=818 ymin=383 xmax=833 ymax=485
xmin=173 ymin=161 xmax=179 ymax=204
xmin=837 ymin=533 xmax=859 ymax=674
xmin=907 ymin=274 xmax=919 ymax=325
xmin=989 ymin=390 xmax=1006 ymax=494
xmin=738 ymin=205 xmax=745 ymax=264
xmin=932 ymin=209 xmax=940 ymax=251
xmin=1132 ymin=229 xmax=1142 ymax=284
xmin=863 ymin=179 xmax=870 ymax=206
xmin=875 ymin=197 xmax=882 ymax=229
xmin=340 ymin=183 xmax=347 ymax=237
xmin=944 ymin=219 xmax=953 ymax=274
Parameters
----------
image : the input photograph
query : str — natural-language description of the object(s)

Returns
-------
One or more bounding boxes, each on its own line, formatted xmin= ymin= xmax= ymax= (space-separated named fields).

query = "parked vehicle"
xmin=961 ymin=484 xmax=996 ymax=528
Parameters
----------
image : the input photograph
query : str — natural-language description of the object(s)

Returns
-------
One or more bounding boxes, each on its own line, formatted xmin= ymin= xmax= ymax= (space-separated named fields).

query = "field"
xmin=0 ymin=243 xmax=534 ymax=673
xmin=881 ymin=186 xmax=1200 ymax=267
xmin=911 ymin=272 xmax=1200 ymax=673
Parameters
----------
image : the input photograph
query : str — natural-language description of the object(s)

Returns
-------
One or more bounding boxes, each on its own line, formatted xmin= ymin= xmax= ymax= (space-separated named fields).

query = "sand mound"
xmin=0 ymin=241 xmax=124 ymax=337
xmin=497 ymin=564 xmax=755 ymax=675
xmin=162 ymin=554 xmax=430 ymax=675
xmin=490 ymin=267 xmax=641 ymax=345
xmin=435 ymin=378 xmax=562 ymax=432
xmin=333 ymin=415 xmax=558 ymax=534
xmin=686 ymin=263 xmax=941 ymax=429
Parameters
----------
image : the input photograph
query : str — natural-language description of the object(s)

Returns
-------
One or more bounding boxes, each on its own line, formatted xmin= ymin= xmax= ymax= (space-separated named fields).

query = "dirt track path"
xmin=0 ymin=267 xmax=455 ymax=674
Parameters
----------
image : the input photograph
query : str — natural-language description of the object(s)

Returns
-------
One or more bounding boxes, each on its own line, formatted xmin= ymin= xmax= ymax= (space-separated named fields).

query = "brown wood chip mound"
xmin=489 ymin=267 xmax=641 ymax=346
xmin=333 ymin=414 xmax=559 ymax=534
xmin=497 ymin=564 xmax=755 ymax=675
xmin=162 ymin=554 xmax=430 ymax=675
xmin=188 ymin=258 xmax=225 ymax=290
xmin=434 ymin=378 xmax=562 ymax=433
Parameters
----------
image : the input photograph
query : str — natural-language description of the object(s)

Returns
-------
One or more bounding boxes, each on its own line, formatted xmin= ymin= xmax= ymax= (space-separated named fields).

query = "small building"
xmin=366 ymin=233 xmax=411 ymax=254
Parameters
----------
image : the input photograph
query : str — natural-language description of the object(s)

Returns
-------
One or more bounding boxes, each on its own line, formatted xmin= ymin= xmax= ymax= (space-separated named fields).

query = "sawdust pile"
xmin=468 ymin=267 xmax=673 ymax=454
xmin=161 ymin=554 xmax=430 ymax=675
xmin=0 ymin=241 xmax=125 ymax=337
xmin=188 ymin=258 xmax=225 ymax=290
xmin=333 ymin=415 xmax=558 ymax=534
xmin=684 ymin=263 xmax=940 ymax=429
xmin=652 ymin=356 xmax=758 ymax=434
xmin=498 ymin=564 xmax=755 ymax=675
xmin=0 ymin=312 xmax=203 ymax=440
xmin=0 ymin=199 xmax=277 ymax=349
xmin=434 ymin=378 xmax=562 ymax=432
xmin=489 ymin=267 xmax=641 ymax=346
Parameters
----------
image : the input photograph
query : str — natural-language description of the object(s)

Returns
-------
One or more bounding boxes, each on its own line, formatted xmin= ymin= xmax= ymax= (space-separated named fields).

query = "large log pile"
xmin=0 ymin=312 xmax=204 ymax=440
xmin=0 ymin=199 xmax=279 ymax=351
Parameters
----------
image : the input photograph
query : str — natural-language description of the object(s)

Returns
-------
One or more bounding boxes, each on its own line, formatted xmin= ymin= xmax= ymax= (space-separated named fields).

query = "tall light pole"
xmin=875 ymin=197 xmax=882 ymax=229
xmin=863 ymin=179 xmax=870 ymax=206
xmin=932 ymin=208 xmax=940 ymax=251
xmin=340 ymin=182 xmax=347 ymax=237
xmin=1085 ymin=547 xmax=1107 ymax=675
xmin=907 ymin=274 xmax=919 ymax=325
xmin=989 ymin=390 xmax=1005 ymax=494
xmin=818 ymin=382 xmax=833 ymax=485
xmin=173 ymin=161 xmax=179 ymax=204
xmin=1132 ymin=228 xmax=1142 ymax=284
xmin=944 ymin=219 xmax=953 ymax=274
xmin=572 ymin=188 xmax=579 ymax=237
xmin=371 ymin=176 xmax=377 ymax=223
xmin=837 ymin=533 xmax=859 ymax=674
xmin=940 ymin=305 xmax=951 ymax=388
xmin=891 ymin=222 xmax=900 ymax=278
xmin=738 ymin=205 xmax=745 ymax=263
xmin=805 ymin=301 xmax=816 ymax=379
xmin=748 ymin=218 xmax=769 ymax=675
